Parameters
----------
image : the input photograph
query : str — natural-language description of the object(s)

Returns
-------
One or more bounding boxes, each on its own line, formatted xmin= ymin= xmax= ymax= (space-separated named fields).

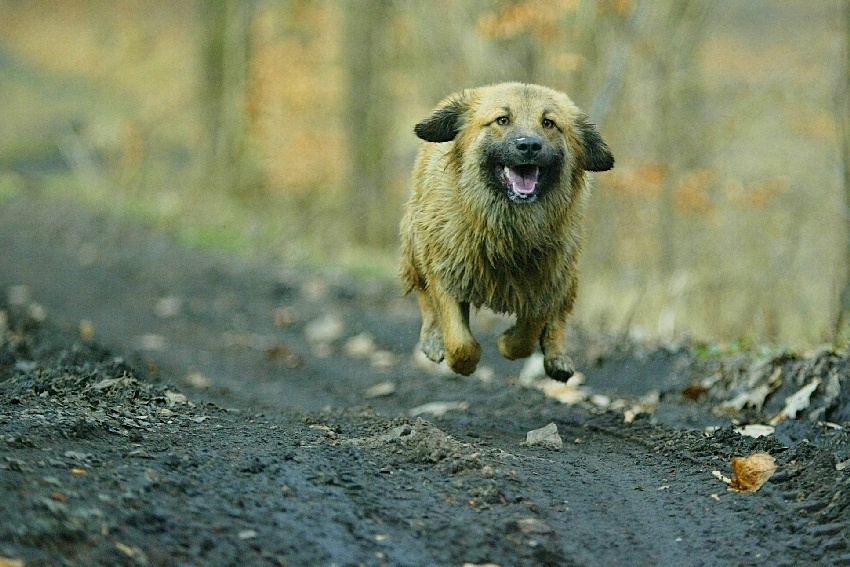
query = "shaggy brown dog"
xmin=400 ymin=82 xmax=613 ymax=380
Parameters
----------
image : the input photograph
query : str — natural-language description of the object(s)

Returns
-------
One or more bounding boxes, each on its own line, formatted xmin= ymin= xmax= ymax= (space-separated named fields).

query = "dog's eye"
xmin=495 ymin=116 xmax=510 ymax=126
xmin=542 ymin=118 xmax=556 ymax=129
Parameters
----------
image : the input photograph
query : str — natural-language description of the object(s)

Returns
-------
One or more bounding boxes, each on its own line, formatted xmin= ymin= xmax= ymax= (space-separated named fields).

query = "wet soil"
xmin=1 ymin=194 xmax=848 ymax=567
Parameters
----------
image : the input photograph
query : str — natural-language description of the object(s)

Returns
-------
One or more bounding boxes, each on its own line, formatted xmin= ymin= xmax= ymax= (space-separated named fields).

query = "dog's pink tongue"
xmin=507 ymin=166 xmax=539 ymax=195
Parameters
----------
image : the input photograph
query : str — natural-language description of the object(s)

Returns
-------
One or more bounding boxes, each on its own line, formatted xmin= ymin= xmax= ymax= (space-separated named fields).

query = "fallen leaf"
xmin=525 ymin=422 xmax=563 ymax=450
xmin=7 ymin=285 xmax=30 ymax=305
xmin=266 ymin=344 xmax=302 ymax=368
xmin=537 ymin=375 xmax=587 ymax=405
xmin=27 ymin=303 xmax=46 ymax=322
xmin=0 ymin=557 xmax=25 ymax=567
xmin=734 ymin=424 xmax=775 ymax=438
xmin=79 ymin=319 xmax=95 ymax=341
xmin=624 ymin=391 xmax=660 ymax=423
xmin=70 ymin=468 xmax=87 ymax=475
xmin=516 ymin=518 xmax=555 ymax=534
xmin=712 ymin=470 xmax=731 ymax=484
xmin=408 ymin=401 xmax=468 ymax=418
xmin=93 ymin=377 xmax=135 ymax=390
xmin=164 ymin=391 xmax=188 ymax=406
xmin=769 ymin=378 xmax=821 ymax=425
xmin=273 ymin=306 xmax=294 ymax=327
xmin=717 ymin=367 xmax=782 ymax=414
xmin=728 ymin=453 xmax=777 ymax=492
xmin=114 ymin=542 xmax=147 ymax=563
xmin=137 ymin=333 xmax=166 ymax=351
xmin=589 ymin=394 xmax=611 ymax=408
xmin=746 ymin=367 xmax=782 ymax=411
xmin=682 ymin=383 xmax=709 ymax=401
xmin=184 ymin=371 xmax=212 ymax=389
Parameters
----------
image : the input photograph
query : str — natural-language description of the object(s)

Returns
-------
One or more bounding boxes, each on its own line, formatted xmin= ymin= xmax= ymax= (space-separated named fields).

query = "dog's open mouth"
xmin=498 ymin=164 xmax=540 ymax=202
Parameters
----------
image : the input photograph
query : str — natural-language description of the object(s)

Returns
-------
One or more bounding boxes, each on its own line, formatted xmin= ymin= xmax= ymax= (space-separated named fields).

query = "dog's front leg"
xmin=541 ymin=317 xmax=575 ymax=381
xmin=540 ymin=279 xmax=578 ymax=381
xmin=427 ymin=279 xmax=480 ymax=376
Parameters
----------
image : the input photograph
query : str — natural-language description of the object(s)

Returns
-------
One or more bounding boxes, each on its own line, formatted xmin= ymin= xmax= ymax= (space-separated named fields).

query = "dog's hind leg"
xmin=416 ymin=288 xmax=445 ymax=363
xmin=498 ymin=317 xmax=546 ymax=360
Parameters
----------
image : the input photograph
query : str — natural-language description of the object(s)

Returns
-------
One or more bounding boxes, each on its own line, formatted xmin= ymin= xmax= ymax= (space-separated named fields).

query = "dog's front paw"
xmin=544 ymin=354 xmax=575 ymax=382
xmin=420 ymin=332 xmax=445 ymax=364
xmin=446 ymin=341 xmax=481 ymax=376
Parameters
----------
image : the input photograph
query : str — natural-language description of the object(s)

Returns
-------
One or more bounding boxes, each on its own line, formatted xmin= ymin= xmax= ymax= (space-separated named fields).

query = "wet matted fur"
xmin=400 ymin=82 xmax=614 ymax=380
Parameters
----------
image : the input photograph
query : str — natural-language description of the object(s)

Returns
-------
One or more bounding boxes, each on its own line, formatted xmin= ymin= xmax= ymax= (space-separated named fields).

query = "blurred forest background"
xmin=1 ymin=0 xmax=849 ymax=348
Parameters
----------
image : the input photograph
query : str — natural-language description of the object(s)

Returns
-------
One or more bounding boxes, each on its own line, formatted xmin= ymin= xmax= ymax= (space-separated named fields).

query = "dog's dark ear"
xmin=576 ymin=116 xmax=614 ymax=172
xmin=414 ymin=95 xmax=468 ymax=143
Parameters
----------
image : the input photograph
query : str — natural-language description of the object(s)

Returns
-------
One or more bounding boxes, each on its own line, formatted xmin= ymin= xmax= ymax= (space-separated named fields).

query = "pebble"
xmin=525 ymin=423 xmax=563 ymax=450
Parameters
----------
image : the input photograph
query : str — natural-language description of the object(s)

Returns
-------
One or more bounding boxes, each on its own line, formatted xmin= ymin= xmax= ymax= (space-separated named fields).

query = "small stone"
xmin=344 ymin=333 xmax=376 ymax=358
xmin=155 ymin=296 xmax=182 ymax=318
xmin=305 ymin=314 xmax=344 ymax=344
xmin=365 ymin=381 xmax=396 ymax=398
xmin=525 ymin=422 xmax=563 ymax=450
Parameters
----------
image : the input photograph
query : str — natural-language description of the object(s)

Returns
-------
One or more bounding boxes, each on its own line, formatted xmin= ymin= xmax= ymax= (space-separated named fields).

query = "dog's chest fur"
xmin=404 ymin=149 xmax=587 ymax=317
xmin=434 ymin=197 xmax=579 ymax=316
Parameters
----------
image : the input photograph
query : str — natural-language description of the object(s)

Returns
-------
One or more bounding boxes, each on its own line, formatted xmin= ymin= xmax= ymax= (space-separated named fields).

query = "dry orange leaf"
xmin=729 ymin=453 xmax=777 ymax=493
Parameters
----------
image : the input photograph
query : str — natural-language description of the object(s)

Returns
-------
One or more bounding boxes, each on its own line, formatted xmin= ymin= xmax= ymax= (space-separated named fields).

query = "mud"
xmin=1 ymin=194 xmax=848 ymax=566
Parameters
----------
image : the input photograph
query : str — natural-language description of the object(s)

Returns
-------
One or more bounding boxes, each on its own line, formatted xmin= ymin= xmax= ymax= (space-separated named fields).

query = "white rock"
xmin=305 ymin=314 xmax=344 ymax=344
xmin=525 ymin=422 xmax=563 ymax=449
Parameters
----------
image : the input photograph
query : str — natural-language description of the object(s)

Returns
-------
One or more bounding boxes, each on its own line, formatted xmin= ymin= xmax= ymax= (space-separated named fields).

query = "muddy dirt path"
xmin=1 ymin=194 xmax=848 ymax=567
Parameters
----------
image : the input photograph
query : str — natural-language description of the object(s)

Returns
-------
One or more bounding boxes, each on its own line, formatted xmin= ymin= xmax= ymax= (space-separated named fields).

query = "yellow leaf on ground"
xmin=728 ymin=452 xmax=777 ymax=492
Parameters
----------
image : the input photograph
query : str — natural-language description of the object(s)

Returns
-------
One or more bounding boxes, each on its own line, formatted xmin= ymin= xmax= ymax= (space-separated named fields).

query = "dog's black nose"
xmin=515 ymin=136 xmax=543 ymax=157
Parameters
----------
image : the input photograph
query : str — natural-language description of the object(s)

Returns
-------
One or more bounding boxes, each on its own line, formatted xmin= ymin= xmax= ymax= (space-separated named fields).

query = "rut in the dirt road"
xmin=1 ymin=195 xmax=849 ymax=566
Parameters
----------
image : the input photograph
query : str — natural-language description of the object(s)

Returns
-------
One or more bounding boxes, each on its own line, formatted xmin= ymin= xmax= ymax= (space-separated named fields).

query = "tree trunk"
xmin=345 ymin=0 xmax=394 ymax=248
xmin=835 ymin=0 xmax=850 ymax=338
xmin=198 ymin=0 xmax=258 ymax=196
xmin=653 ymin=0 xmax=712 ymax=277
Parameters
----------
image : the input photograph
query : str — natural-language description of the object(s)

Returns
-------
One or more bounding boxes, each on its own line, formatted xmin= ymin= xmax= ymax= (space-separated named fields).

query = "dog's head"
xmin=414 ymin=83 xmax=613 ymax=204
